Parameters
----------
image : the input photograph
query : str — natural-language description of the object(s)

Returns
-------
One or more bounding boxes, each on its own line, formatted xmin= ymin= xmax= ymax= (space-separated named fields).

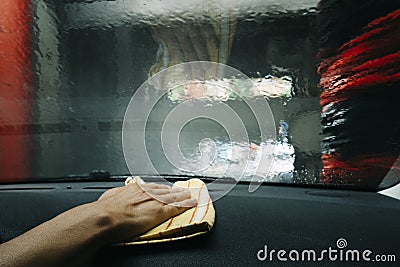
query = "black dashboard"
xmin=0 ymin=181 xmax=399 ymax=266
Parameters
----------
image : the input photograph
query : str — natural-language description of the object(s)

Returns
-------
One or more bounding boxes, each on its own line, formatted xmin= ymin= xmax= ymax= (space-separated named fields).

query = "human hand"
xmin=0 ymin=180 xmax=197 ymax=267
xmin=94 ymin=181 xmax=197 ymax=243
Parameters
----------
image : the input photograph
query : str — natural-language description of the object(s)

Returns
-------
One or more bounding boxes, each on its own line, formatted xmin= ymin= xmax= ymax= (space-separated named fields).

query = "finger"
xmin=156 ymin=189 xmax=192 ymax=204
xmin=145 ymin=186 xmax=190 ymax=196
xmin=162 ymin=198 xmax=197 ymax=215
xmin=172 ymin=198 xmax=198 ymax=208
xmin=141 ymin=183 xmax=171 ymax=190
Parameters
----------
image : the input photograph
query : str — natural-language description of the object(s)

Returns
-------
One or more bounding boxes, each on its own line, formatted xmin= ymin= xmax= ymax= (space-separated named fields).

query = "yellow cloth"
xmin=118 ymin=177 xmax=215 ymax=245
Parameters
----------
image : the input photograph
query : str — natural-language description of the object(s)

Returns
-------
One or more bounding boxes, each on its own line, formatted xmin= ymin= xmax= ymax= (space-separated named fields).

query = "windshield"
xmin=0 ymin=0 xmax=399 ymax=191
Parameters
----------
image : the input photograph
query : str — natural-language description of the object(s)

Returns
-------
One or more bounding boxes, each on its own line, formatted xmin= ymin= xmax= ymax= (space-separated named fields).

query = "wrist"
xmin=66 ymin=202 xmax=117 ymax=249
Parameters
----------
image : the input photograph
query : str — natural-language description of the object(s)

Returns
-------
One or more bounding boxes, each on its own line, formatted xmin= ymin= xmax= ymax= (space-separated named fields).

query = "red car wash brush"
xmin=317 ymin=0 xmax=400 ymax=189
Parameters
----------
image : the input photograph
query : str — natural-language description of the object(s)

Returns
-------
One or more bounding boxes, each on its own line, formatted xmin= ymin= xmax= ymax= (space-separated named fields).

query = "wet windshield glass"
xmin=0 ymin=0 xmax=399 ymax=190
